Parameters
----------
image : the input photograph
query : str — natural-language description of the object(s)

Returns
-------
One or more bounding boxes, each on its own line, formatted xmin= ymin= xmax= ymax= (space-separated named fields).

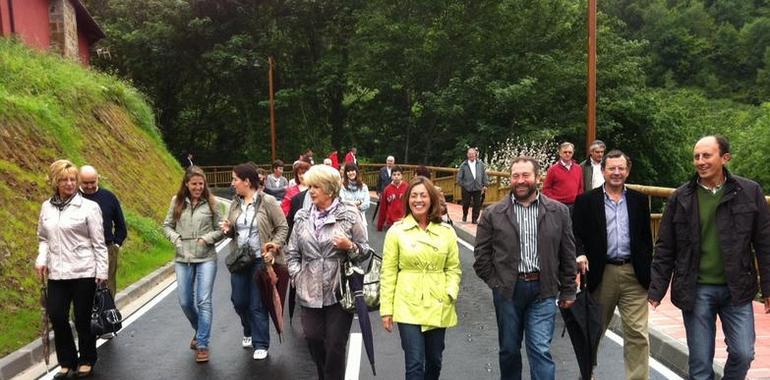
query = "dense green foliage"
xmin=0 ymin=39 xmax=180 ymax=355
xmin=85 ymin=0 xmax=770 ymax=188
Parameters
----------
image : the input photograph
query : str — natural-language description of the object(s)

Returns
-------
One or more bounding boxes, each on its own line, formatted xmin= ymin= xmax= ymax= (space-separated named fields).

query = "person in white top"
xmin=36 ymin=159 xmax=107 ymax=379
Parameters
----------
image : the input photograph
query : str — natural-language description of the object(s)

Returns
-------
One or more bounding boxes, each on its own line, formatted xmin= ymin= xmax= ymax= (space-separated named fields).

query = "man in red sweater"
xmin=542 ymin=142 xmax=583 ymax=209
xmin=377 ymin=166 xmax=406 ymax=231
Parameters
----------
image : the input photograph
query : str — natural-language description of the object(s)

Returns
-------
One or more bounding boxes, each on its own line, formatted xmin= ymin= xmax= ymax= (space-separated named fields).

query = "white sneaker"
xmin=241 ymin=336 xmax=252 ymax=349
xmin=253 ymin=349 xmax=268 ymax=360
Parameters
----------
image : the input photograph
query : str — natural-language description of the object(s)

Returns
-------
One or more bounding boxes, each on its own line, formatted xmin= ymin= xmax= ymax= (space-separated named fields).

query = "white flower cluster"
xmin=485 ymin=136 xmax=558 ymax=186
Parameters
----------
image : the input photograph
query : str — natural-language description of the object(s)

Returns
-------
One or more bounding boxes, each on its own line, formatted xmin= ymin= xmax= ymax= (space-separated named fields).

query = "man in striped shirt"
xmin=474 ymin=157 xmax=577 ymax=380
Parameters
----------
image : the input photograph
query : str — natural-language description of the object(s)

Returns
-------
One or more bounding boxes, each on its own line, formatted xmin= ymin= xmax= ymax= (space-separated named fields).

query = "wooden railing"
xmin=200 ymin=164 xmax=770 ymax=242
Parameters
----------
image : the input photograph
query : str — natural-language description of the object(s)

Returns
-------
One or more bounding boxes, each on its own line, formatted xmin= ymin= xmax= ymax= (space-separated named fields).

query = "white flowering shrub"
xmin=485 ymin=136 xmax=558 ymax=186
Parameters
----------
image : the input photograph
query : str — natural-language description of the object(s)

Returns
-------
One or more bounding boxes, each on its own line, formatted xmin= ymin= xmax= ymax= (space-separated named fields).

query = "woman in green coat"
xmin=380 ymin=176 xmax=462 ymax=380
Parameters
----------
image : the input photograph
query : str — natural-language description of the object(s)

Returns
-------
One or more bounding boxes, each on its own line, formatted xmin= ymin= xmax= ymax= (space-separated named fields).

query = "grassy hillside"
xmin=0 ymin=39 xmax=183 ymax=356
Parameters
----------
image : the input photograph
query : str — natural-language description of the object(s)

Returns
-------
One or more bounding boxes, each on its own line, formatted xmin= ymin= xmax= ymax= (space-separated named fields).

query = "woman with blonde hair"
xmin=286 ymin=164 xmax=371 ymax=380
xmin=380 ymin=176 xmax=462 ymax=380
xmin=163 ymin=166 xmax=224 ymax=363
xmin=36 ymin=159 xmax=108 ymax=379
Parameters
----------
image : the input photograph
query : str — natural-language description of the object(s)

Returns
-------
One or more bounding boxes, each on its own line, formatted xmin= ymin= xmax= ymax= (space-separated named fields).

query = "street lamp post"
xmin=267 ymin=56 xmax=277 ymax=162
xmin=586 ymin=0 xmax=597 ymax=152
xmin=256 ymin=56 xmax=278 ymax=162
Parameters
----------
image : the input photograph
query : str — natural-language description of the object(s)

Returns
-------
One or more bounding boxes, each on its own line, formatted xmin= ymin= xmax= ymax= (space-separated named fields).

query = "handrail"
xmin=199 ymin=164 xmax=770 ymax=203
xmin=200 ymin=163 xmax=770 ymax=243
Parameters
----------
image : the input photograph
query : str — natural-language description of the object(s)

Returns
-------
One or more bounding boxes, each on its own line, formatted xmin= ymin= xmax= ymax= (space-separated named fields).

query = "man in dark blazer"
xmin=376 ymin=156 xmax=395 ymax=195
xmin=572 ymin=149 xmax=652 ymax=380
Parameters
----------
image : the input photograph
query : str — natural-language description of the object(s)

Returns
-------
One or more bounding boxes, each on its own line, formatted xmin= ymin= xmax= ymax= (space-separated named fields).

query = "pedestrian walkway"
xmin=423 ymin=191 xmax=770 ymax=380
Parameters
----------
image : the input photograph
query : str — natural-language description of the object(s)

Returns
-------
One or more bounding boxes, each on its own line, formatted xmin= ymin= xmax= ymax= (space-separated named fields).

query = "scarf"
xmin=50 ymin=193 xmax=76 ymax=211
xmin=311 ymin=198 xmax=340 ymax=239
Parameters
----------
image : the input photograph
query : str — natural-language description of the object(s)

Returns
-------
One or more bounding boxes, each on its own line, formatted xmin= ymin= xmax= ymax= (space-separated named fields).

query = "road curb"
xmin=608 ymin=311 xmax=724 ymax=379
xmin=0 ymin=262 xmax=175 ymax=380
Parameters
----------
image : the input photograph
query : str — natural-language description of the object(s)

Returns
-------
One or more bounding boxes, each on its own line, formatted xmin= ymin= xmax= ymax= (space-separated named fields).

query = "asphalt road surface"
xmin=38 ymin=206 xmax=681 ymax=380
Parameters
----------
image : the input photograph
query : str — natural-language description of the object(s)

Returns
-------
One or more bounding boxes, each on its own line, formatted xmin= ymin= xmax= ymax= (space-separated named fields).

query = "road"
xmin=37 ymin=207 xmax=681 ymax=380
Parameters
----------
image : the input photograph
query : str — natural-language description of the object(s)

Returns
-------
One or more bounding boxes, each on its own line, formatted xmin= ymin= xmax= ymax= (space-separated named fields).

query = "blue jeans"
xmin=175 ymin=260 xmax=217 ymax=349
xmin=397 ymin=323 xmax=446 ymax=380
xmin=682 ymin=285 xmax=755 ymax=380
xmin=230 ymin=260 xmax=269 ymax=350
xmin=492 ymin=281 xmax=557 ymax=380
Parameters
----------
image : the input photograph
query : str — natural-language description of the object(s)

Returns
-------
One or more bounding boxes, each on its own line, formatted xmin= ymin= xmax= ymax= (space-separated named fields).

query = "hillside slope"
xmin=0 ymin=39 xmax=182 ymax=356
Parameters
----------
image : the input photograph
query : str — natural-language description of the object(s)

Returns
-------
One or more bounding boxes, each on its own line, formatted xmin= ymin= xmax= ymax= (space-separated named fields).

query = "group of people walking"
xmin=35 ymin=133 xmax=770 ymax=380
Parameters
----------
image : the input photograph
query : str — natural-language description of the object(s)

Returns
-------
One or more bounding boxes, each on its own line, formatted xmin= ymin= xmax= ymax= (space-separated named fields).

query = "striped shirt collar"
xmin=511 ymin=192 xmax=540 ymax=207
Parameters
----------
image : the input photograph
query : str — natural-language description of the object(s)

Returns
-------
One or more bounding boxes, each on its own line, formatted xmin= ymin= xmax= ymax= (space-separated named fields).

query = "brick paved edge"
xmin=0 ymin=262 xmax=175 ymax=380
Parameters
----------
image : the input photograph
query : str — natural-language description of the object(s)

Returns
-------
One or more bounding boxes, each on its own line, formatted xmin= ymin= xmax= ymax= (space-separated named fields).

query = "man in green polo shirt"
xmin=649 ymin=135 xmax=770 ymax=380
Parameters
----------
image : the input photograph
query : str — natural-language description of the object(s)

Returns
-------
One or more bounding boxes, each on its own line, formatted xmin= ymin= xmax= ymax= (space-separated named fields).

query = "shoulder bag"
xmin=225 ymin=198 xmax=260 ymax=273
xmin=340 ymin=249 xmax=382 ymax=313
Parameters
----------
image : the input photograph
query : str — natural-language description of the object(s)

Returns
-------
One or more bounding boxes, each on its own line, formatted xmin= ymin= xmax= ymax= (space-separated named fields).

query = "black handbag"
xmin=226 ymin=244 xmax=257 ymax=273
xmin=90 ymin=285 xmax=123 ymax=337
xmin=225 ymin=199 xmax=260 ymax=273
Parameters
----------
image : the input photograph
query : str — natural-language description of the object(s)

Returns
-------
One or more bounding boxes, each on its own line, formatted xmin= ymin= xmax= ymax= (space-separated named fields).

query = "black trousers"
xmin=48 ymin=278 xmax=97 ymax=369
xmin=461 ymin=188 xmax=483 ymax=222
xmin=301 ymin=303 xmax=354 ymax=380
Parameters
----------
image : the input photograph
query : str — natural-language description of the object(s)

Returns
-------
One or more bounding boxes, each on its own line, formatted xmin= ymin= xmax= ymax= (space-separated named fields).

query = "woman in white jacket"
xmin=35 ymin=160 xmax=108 ymax=379
xmin=339 ymin=162 xmax=370 ymax=237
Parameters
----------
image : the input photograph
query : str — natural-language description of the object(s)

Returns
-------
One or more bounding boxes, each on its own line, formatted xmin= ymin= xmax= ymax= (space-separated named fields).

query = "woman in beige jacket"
xmin=162 ymin=166 xmax=223 ymax=363
xmin=35 ymin=160 xmax=108 ymax=379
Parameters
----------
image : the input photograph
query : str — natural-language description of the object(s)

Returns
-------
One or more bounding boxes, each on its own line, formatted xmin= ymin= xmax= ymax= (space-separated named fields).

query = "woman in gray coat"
xmin=163 ymin=166 xmax=224 ymax=363
xmin=286 ymin=164 xmax=371 ymax=380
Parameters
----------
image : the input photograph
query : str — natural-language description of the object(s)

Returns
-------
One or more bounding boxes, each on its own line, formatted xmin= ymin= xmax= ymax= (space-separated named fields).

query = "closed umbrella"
xmin=256 ymin=262 xmax=290 ymax=342
xmin=288 ymin=285 xmax=297 ymax=325
xmin=39 ymin=275 xmax=50 ymax=373
xmin=347 ymin=271 xmax=376 ymax=375
xmin=559 ymin=273 xmax=602 ymax=380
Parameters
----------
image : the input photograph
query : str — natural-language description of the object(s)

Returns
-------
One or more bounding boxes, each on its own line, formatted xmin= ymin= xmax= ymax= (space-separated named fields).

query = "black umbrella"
xmin=287 ymin=285 xmax=297 ymax=325
xmin=347 ymin=272 xmax=376 ymax=375
xmin=559 ymin=273 xmax=602 ymax=380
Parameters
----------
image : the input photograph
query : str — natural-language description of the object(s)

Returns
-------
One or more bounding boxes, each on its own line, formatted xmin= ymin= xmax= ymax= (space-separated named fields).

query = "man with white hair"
xmin=80 ymin=165 xmax=127 ymax=297
xmin=377 ymin=156 xmax=396 ymax=195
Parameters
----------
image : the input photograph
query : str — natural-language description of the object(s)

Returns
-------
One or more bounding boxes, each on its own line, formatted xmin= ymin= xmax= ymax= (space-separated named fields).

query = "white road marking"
xmin=345 ymin=333 xmax=363 ymax=380
xmin=457 ymin=235 xmax=683 ymax=380
xmin=604 ymin=329 xmax=683 ymax=380
xmin=457 ymin=236 xmax=475 ymax=251
xmin=37 ymin=239 xmax=231 ymax=380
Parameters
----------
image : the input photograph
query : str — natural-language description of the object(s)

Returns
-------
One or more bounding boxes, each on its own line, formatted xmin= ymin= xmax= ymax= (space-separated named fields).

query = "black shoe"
xmin=76 ymin=364 xmax=94 ymax=378
xmin=462 ymin=216 xmax=467 ymax=223
xmin=53 ymin=368 xmax=74 ymax=379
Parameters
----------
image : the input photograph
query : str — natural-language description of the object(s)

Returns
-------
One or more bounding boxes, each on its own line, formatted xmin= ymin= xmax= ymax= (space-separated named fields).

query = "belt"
xmin=517 ymin=272 xmax=540 ymax=281
xmin=607 ymin=257 xmax=631 ymax=265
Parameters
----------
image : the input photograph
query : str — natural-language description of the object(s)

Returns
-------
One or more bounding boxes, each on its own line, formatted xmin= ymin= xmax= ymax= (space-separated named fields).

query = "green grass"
xmin=0 ymin=39 xmax=183 ymax=358
xmin=117 ymin=211 xmax=175 ymax=290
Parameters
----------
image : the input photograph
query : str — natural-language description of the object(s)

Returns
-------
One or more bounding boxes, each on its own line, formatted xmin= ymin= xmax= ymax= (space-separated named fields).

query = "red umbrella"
xmin=256 ymin=262 xmax=289 ymax=342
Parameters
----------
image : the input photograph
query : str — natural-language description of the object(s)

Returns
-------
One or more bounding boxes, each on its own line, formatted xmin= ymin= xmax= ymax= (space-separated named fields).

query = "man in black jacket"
xmin=580 ymin=139 xmax=605 ymax=193
xmin=376 ymin=156 xmax=395 ymax=195
xmin=573 ymin=150 xmax=652 ymax=380
xmin=649 ymin=135 xmax=770 ymax=380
